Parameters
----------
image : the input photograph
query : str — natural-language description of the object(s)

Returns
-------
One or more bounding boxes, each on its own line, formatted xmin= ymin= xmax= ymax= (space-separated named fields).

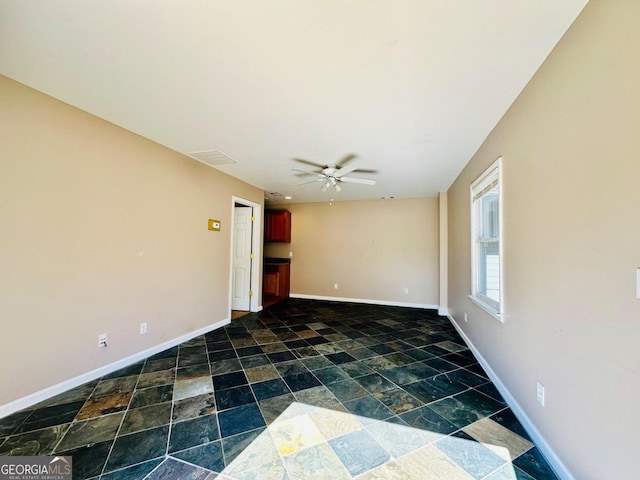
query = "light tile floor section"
xmin=0 ymin=299 xmax=558 ymax=479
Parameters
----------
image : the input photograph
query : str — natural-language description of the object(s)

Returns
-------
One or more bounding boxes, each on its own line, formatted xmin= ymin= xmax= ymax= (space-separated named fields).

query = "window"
xmin=470 ymin=158 xmax=503 ymax=319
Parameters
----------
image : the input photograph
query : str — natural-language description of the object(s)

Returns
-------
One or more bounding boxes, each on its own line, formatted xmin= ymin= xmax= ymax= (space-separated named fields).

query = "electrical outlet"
xmin=140 ymin=322 xmax=147 ymax=335
xmin=464 ymin=313 xmax=468 ymax=322
xmin=333 ymin=283 xmax=338 ymax=290
xmin=536 ymin=381 xmax=545 ymax=406
xmin=289 ymin=251 xmax=293 ymax=257
xmin=98 ymin=333 xmax=107 ymax=348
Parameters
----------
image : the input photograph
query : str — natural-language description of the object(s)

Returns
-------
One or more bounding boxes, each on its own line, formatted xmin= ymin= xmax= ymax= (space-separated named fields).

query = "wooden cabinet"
xmin=263 ymin=262 xmax=290 ymax=299
xmin=265 ymin=209 xmax=291 ymax=243
xmin=263 ymin=270 xmax=279 ymax=296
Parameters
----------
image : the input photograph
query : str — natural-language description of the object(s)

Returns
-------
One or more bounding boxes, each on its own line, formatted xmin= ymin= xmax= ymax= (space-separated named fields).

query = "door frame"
xmin=229 ymin=196 xmax=263 ymax=313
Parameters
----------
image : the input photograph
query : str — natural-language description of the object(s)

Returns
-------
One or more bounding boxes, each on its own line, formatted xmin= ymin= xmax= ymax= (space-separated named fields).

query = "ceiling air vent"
xmin=187 ymin=150 xmax=238 ymax=167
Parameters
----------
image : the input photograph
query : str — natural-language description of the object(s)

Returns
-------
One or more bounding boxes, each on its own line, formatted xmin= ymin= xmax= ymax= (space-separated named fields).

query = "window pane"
xmin=480 ymin=188 xmax=499 ymax=239
xmin=470 ymin=158 xmax=502 ymax=316
xmin=478 ymin=240 xmax=500 ymax=303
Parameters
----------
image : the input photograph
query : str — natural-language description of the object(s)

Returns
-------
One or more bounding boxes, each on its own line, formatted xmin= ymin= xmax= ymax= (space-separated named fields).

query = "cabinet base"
xmin=263 ymin=295 xmax=289 ymax=308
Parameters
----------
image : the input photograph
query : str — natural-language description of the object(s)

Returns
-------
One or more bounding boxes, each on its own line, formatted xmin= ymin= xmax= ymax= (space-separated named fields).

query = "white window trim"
xmin=470 ymin=157 xmax=504 ymax=322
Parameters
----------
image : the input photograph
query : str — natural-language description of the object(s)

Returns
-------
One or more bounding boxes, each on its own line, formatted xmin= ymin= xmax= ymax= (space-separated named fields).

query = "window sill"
xmin=468 ymin=295 xmax=505 ymax=323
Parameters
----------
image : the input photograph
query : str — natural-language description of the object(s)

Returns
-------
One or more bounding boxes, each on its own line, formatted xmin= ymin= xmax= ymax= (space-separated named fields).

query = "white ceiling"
xmin=1 ymin=1 xmax=587 ymax=203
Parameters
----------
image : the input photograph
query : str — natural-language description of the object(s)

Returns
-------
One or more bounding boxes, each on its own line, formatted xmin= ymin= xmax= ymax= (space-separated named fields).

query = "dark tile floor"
xmin=0 ymin=299 xmax=559 ymax=479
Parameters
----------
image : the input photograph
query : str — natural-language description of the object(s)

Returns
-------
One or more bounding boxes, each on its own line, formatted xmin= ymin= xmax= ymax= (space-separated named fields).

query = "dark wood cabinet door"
xmin=265 ymin=210 xmax=291 ymax=242
xmin=264 ymin=271 xmax=279 ymax=296
xmin=278 ymin=264 xmax=290 ymax=299
xmin=263 ymin=263 xmax=289 ymax=300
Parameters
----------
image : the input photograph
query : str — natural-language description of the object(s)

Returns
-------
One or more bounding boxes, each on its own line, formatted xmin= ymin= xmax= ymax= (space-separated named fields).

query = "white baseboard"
xmin=290 ymin=293 xmax=438 ymax=310
xmin=0 ymin=318 xmax=230 ymax=418
xmin=447 ymin=314 xmax=574 ymax=480
xmin=438 ymin=307 xmax=449 ymax=316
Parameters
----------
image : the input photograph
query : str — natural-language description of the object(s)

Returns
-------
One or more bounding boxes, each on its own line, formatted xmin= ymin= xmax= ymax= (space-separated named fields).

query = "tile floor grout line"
xmin=98 ymin=356 xmax=153 ymax=478
xmin=139 ymin=457 xmax=167 ymax=480
xmin=44 ymin=368 xmax=112 ymax=458
xmin=220 ymin=324 xmax=259 ymax=473
xmin=46 ymin=374 xmax=106 ymax=455
xmin=205 ymin=330 xmax=230 ymax=472
xmin=166 ymin=336 xmax=212 ymax=461
xmin=162 ymin=455 xmax=217 ymax=477
xmin=205 ymin=334 xmax=228 ymax=470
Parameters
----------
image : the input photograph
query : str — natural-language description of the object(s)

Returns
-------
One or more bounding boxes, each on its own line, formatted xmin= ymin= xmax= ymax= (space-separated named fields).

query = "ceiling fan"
xmin=292 ymin=154 xmax=377 ymax=192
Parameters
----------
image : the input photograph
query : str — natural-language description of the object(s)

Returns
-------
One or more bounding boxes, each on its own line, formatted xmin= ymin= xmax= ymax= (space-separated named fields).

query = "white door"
xmin=232 ymin=206 xmax=253 ymax=310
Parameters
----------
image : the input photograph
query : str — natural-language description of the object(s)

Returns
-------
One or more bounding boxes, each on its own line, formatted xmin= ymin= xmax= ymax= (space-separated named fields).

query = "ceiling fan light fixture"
xmin=318 ymin=177 xmax=343 ymax=192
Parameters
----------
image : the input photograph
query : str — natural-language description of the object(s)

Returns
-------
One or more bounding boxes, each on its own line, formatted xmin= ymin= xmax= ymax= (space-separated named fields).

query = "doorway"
xmin=230 ymin=196 xmax=262 ymax=318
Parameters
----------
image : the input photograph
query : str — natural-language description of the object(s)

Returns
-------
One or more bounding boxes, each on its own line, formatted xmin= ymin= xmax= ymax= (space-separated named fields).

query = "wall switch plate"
xmin=536 ymin=381 xmax=545 ymax=406
xmin=636 ymin=268 xmax=640 ymax=299
xmin=98 ymin=333 xmax=107 ymax=348
xmin=404 ymin=288 xmax=409 ymax=294
xmin=464 ymin=313 xmax=468 ymax=322
xmin=140 ymin=322 xmax=147 ymax=335
xmin=334 ymin=283 xmax=338 ymax=290
xmin=289 ymin=251 xmax=293 ymax=257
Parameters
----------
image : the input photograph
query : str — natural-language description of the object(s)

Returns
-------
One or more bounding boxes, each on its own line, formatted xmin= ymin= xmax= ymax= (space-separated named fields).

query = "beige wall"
xmin=447 ymin=2 xmax=640 ymax=478
xmin=264 ymin=198 xmax=439 ymax=307
xmin=0 ymin=76 xmax=263 ymax=406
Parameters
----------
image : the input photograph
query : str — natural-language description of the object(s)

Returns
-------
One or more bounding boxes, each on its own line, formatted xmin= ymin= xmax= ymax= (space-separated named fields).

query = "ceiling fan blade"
xmin=334 ymin=163 xmax=359 ymax=178
xmin=335 ymin=154 xmax=378 ymax=174
xmin=293 ymin=157 xmax=326 ymax=169
xmin=340 ymin=176 xmax=377 ymax=186
xmin=295 ymin=178 xmax=325 ymax=186
xmin=335 ymin=153 xmax=357 ymax=168
xmin=292 ymin=168 xmax=324 ymax=177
